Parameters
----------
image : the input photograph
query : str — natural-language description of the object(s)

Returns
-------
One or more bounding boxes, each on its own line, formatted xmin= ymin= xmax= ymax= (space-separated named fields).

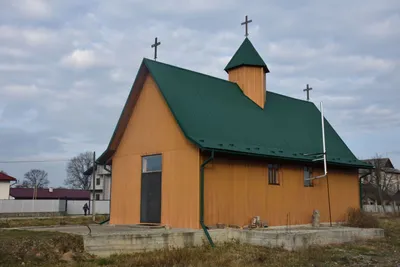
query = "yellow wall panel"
xmin=110 ymin=75 xmax=200 ymax=228
xmin=204 ymin=157 xmax=359 ymax=227
xmin=228 ymin=66 xmax=266 ymax=108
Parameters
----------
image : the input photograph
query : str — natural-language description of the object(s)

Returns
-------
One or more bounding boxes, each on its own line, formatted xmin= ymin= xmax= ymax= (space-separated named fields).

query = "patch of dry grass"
xmin=345 ymin=207 xmax=380 ymax=228
xmin=0 ymin=230 xmax=89 ymax=267
xmin=0 ymin=215 xmax=108 ymax=228
xmin=83 ymin=217 xmax=400 ymax=267
xmin=1 ymin=217 xmax=399 ymax=267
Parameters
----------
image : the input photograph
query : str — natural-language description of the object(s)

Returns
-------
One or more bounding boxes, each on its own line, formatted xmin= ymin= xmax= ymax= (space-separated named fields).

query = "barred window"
xmin=304 ymin=166 xmax=313 ymax=187
xmin=268 ymin=164 xmax=280 ymax=185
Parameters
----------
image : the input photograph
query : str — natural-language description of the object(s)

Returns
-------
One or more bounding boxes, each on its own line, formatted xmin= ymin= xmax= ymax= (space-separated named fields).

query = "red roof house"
xmin=10 ymin=188 xmax=90 ymax=200
xmin=0 ymin=172 xmax=17 ymax=199
xmin=0 ymin=172 xmax=17 ymax=182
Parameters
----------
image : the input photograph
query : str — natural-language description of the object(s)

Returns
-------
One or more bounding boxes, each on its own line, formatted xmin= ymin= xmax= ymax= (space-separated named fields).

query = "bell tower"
xmin=225 ymin=16 xmax=269 ymax=108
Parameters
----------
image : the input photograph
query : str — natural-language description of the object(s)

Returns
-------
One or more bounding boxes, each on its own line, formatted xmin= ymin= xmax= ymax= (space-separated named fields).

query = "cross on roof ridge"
xmin=151 ymin=37 xmax=161 ymax=61
xmin=303 ymin=84 xmax=313 ymax=101
xmin=241 ymin=15 xmax=252 ymax=37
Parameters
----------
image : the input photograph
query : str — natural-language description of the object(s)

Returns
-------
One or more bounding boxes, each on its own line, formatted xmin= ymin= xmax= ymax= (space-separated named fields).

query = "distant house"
xmin=361 ymin=183 xmax=393 ymax=205
xmin=0 ymin=172 xmax=17 ymax=199
xmin=10 ymin=188 xmax=90 ymax=200
xmin=84 ymin=165 xmax=111 ymax=201
xmin=361 ymin=158 xmax=400 ymax=195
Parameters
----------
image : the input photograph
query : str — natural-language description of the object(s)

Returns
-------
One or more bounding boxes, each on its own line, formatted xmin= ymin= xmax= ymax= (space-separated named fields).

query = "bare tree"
xmin=21 ymin=169 xmax=49 ymax=188
xmin=64 ymin=152 xmax=93 ymax=190
xmin=362 ymin=154 xmax=397 ymax=212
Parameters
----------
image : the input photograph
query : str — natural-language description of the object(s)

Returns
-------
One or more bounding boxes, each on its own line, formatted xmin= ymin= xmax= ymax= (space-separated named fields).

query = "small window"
xmin=304 ymin=166 xmax=313 ymax=187
xmin=142 ymin=155 xmax=162 ymax=173
xmin=96 ymin=178 xmax=100 ymax=185
xmin=95 ymin=194 xmax=100 ymax=200
xmin=268 ymin=164 xmax=280 ymax=185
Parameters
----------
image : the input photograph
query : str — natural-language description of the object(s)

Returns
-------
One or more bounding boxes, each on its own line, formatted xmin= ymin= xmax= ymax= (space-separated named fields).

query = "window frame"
xmin=95 ymin=193 xmax=100 ymax=200
xmin=268 ymin=164 xmax=280 ymax=185
xmin=96 ymin=178 xmax=100 ymax=186
xmin=142 ymin=154 xmax=162 ymax=174
xmin=304 ymin=166 xmax=313 ymax=187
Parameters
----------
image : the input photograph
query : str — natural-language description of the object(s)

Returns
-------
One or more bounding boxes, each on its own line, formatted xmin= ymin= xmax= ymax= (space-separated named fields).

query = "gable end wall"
xmin=110 ymin=74 xmax=200 ymax=228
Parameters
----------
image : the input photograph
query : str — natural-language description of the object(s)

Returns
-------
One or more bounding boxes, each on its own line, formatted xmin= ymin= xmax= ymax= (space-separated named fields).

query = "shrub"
xmin=346 ymin=208 xmax=379 ymax=228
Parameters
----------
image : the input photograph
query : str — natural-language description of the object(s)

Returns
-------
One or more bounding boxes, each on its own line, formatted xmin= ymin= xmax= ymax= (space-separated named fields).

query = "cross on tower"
xmin=303 ymin=84 xmax=313 ymax=101
xmin=151 ymin=37 xmax=161 ymax=61
xmin=241 ymin=15 xmax=252 ymax=37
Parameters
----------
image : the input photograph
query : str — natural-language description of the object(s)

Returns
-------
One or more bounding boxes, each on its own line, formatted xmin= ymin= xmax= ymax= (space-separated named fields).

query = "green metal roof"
xmin=142 ymin=58 xmax=370 ymax=169
xmin=224 ymin=38 xmax=269 ymax=73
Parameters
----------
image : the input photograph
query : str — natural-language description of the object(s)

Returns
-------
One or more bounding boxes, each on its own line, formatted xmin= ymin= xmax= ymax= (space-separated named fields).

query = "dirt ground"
xmin=0 ymin=217 xmax=399 ymax=267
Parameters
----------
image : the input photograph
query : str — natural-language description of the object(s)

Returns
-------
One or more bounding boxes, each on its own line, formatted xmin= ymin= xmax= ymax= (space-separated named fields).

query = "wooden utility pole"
xmin=92 ymin=151 xmax=96 ymax=221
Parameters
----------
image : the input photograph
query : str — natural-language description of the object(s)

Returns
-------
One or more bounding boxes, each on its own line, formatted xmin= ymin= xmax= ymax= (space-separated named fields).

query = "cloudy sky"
xmin=0 ymin=0 xmax=399 ymax=186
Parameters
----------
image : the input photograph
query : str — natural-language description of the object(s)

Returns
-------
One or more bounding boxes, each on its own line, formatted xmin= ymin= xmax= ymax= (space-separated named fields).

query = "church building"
xmin=97 ymin=20 xmax=371 ymax=229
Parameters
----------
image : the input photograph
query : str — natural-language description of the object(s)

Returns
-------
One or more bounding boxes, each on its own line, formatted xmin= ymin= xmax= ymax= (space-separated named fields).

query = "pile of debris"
xmin=213 ymin=216 xmax=268 ymax=230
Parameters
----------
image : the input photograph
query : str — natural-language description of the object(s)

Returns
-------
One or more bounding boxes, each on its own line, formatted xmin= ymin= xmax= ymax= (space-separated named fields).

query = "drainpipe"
xmin=359 ymin=180 xmax=363 ymax=209
xmin=200 ymin=150 xmax=215 ymax=247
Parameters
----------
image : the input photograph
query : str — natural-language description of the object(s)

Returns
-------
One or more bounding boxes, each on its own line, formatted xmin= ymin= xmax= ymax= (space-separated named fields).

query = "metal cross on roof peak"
xmin=241 ymin=15 xmax=252 ymax=37
xmin=151 ymin=37 xmax=161 ymax=61
xmin=303 ymin=84 xmax=313 ymax=101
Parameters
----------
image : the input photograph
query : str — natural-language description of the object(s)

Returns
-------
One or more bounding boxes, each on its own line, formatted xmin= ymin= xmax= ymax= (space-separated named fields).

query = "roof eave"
xmin=224 ymin=63 xmax=270 ymax=74
xmin=198 ymin=146 xmax=369 ymax=169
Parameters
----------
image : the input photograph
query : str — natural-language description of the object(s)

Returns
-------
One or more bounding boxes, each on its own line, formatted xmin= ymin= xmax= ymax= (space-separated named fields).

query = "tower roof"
xmin=224 ymin=38 xmax=269 ymax=73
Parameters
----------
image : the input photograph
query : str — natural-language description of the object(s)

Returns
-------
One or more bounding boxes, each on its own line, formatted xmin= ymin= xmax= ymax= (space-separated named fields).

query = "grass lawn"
xmin=0 ymin=217 xmax=399 ymax=267
xmin=0 ymin=215 xmax=108 ymax=228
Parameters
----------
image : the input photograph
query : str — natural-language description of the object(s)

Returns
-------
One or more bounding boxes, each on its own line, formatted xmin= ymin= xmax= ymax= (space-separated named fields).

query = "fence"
xmin=0 ymin=199 xmax=64 ymax=214
xmin=0 ymin=199 xmax=110 ymax=216
xmin=66 ymin=200 xmax=110 ymax=215
xmin=363 ymin=204 xmax=400 ymax=213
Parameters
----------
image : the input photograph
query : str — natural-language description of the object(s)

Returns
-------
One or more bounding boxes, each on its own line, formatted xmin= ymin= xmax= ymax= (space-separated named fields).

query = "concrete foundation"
xmin=82 ymin=226 xmax=384 ymax=257
xmin=12 ymin=224 xmax=384 ymax=257
xmin=230 ymin=227 xmax=384 ymax=251
xmin=84 ymin=229 xmax=228 ymax=257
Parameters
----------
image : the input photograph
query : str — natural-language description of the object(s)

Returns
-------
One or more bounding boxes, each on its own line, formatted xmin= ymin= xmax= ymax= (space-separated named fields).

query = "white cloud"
xmin=61 ymin=49 xmax=97 ymax=69
xmin=363 ymin=105 xmax=393 ymax=116
xmin=0 ymin=108 xmax=40 ymax=130
xmin=323 ymin=95 xmax=358 ymax=107
xmin=365 ymin=14 xmax=400 ymax=38
xmin=0 ymin=47 xmax=30 ymax=58
xmin=110 ymin=68 xmax=133 ymax=83
xmin=12 ymin=0 xmax=52 ymax=19
xmin=0 ymin=26 xmax=56 ymax=46
xmin=1 ymin=84 xmax=51 ymax=98
xmin=266 ymin=41 xmax=339 ymax=61
xmin=0 ymin=63 xmax=43 ymax=72
xmin=327 ymin=55 xmax=397 ymax=73
xmin=60 ymin=49 xmax=113 ymax=69
xmin=96 ymin=0 xmax=237 ymax=17
xmin=154 ymin=0 xmax=235 ymax=12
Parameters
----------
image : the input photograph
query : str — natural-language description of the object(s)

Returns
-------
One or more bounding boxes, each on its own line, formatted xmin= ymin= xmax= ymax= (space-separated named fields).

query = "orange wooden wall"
xmin=109 ymin=73 xmax=359 ymax=229
xmin=110 ymin=74 xmax=200 ymax=228
xmin=228 ymin=66 xmax=266 ymax=108
xmin=204 ymin=157 xmax=359 ymax=227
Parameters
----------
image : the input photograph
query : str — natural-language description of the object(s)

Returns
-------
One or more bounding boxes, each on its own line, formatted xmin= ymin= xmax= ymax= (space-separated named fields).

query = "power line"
xmin=0 ymin=159 xmax=70 ymax=164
